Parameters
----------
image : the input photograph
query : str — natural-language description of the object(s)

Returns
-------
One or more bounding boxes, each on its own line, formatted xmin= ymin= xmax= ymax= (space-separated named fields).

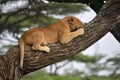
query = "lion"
xmin=19 ymin=16 xmax=84 ymax=68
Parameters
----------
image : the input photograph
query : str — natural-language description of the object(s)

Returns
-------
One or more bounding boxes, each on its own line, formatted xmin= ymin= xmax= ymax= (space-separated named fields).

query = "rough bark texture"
xmin=0 ymin=0 xmax=120 ymax=80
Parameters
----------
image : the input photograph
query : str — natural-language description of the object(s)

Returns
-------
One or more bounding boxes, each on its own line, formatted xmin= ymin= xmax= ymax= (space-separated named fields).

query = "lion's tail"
xmin=19 ymin=38 xmax=24 ymax=69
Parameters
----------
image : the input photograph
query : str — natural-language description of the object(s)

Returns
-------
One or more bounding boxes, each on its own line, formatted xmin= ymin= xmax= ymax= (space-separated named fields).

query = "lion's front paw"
xmin=77 ymin=28 xmax=84 ymax=35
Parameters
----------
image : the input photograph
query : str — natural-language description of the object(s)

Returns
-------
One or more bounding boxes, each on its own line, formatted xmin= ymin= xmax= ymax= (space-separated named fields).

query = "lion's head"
xmin=63 ymin=16 xmax=84 ymax=32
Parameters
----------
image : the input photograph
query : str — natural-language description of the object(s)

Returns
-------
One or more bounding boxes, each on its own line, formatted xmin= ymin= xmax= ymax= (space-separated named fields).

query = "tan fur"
xmin=19 ymin=16 xmax=84 ymax=68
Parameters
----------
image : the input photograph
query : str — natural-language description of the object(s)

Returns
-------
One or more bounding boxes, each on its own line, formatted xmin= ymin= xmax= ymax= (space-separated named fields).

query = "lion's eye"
xmin=71 ymin=19 xmax=73 ymax=22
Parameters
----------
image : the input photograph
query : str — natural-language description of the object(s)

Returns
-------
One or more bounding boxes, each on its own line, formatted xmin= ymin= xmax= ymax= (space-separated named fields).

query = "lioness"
xmin=19 ymin=16 xmax=84 ymax=68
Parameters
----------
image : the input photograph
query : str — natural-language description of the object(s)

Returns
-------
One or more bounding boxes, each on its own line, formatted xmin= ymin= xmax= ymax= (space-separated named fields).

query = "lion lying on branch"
xmin=19 ymin=16 xmax=84 ymax=68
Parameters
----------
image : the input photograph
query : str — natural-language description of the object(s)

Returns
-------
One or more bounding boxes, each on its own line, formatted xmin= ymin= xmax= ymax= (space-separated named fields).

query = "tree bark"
xmin=0 ymin=0 xmax=120 ymax=79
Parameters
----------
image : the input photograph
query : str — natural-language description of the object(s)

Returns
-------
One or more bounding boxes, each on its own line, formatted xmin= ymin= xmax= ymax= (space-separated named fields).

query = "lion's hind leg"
xmin=31 ymin=31 xmax=50 ymax=52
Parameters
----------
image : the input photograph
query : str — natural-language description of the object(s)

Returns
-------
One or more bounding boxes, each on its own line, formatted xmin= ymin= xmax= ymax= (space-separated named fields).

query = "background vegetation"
xmin=0 ymin=0 xmax=120 ymax=80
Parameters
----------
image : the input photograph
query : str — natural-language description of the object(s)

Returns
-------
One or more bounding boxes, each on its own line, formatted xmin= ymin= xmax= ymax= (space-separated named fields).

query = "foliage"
xmin=105 ymin=53 xmax=120 ymax=76
xmin=22 ymin=75 xmax=81 ymax=80
xmin=106 ymin=53 xmax=120 ymax=65
xmin=0 ymin=14 xmax=58 ymax=33
xmin=21 ymin=70 xmax=120 ymax=80
xmin=64 ymin=69 xmax=85 ymax=77
xmin=71 ymin=53 xmax=104 ymax=63
xmin=46 ymin=2 xmax=88 ymax=15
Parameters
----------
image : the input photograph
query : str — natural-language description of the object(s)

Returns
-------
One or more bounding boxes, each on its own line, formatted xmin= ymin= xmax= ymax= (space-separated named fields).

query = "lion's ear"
xmin=68 ymin=17 xmax=74 ymax=24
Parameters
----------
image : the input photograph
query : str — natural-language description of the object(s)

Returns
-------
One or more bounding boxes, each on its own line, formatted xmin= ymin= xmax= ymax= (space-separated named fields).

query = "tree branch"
xmin=0 ymin=0 xmax=120 ymax=79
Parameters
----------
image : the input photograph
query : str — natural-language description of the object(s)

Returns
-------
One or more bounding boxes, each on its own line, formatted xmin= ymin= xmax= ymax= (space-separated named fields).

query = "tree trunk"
xmin=0 ymin=0 xmax=120 ymax=79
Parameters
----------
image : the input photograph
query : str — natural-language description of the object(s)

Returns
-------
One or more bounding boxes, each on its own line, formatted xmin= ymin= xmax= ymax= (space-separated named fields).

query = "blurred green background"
xmin=0 ymin=0 xmax=120 ymax=80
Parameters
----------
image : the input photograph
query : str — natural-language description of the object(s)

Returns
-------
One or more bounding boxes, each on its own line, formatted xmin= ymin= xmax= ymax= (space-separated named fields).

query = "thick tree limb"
xmin=0 ymin=0 xmax=120 ymax=80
